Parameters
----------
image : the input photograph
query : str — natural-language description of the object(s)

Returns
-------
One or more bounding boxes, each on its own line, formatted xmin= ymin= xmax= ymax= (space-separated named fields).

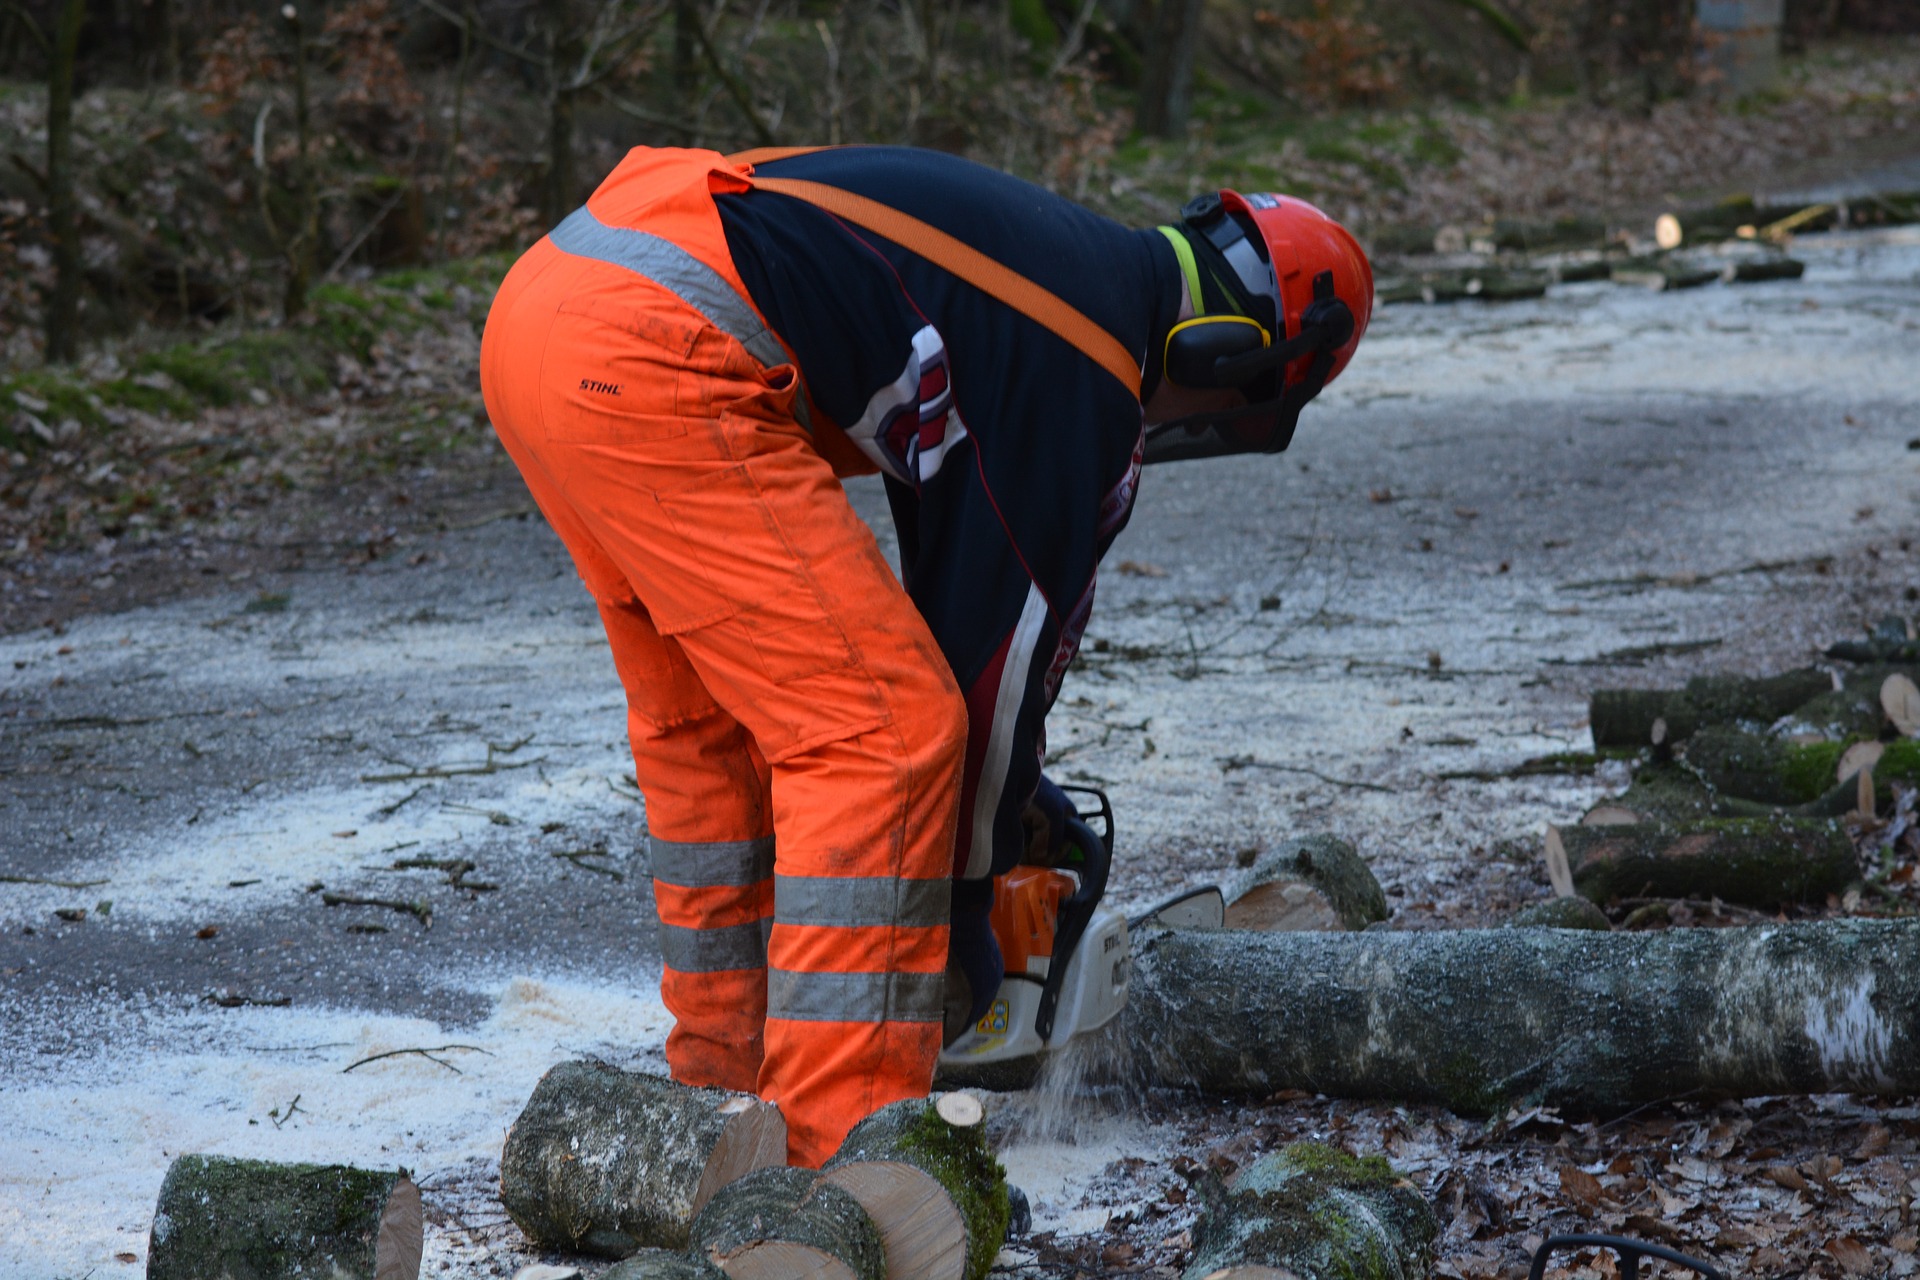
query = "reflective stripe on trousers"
xmin=547 ymin=206 xmax=813 ymax=434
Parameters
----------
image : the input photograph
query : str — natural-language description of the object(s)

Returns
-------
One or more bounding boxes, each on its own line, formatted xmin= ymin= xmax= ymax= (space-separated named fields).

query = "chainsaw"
xmin=937 ymin=786 xmax=1224 ymax=1083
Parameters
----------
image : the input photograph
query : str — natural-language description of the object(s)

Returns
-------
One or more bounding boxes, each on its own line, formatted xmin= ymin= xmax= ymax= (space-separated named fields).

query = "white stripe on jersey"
xmin=965 ymin=582 xmax=1049 ymax=880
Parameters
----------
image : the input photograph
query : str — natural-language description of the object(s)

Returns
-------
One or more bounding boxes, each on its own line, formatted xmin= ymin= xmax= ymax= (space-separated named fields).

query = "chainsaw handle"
xmin=1056 ymin=784 xmax=1115 ymax=856
xmin=1033 ymin=812 xmax=1111 ymax=1043
xmin=1529 ymin=1234 xmax=1725 ymax=1280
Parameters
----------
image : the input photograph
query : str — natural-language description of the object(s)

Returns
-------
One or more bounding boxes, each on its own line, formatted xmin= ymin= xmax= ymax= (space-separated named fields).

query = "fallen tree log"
xmin=1122 ymin=918 xmax=1920 ymax=1112
xmin=1589 ymin=668 xmax=1831 ymax=747
xmin=1184 ymin=1143 xmax=1436 ymax=1280
xmin=1223 ymin=836 xmax=1387 ymax=932
xmin=690 ymin=1166 xmax=885 ymax=1280
xmin=501 ymin=1061 xmax=786 ymax=1258
xmin=1553 ymin=817 xmax=1857 ymax=906
xmin=821 ymin=1093 xmax=1008 ymax=1280
xmin=147 ymin=1156 xmax=420 ymax=1280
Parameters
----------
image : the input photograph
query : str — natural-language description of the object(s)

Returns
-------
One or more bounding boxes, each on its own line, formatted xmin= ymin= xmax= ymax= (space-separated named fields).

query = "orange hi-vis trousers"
xmin=479 ymin=147 xmax=966 ymax=1166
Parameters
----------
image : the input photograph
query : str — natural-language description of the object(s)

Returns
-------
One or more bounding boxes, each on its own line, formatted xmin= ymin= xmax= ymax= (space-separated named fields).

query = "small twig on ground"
xmin=552 ymin=848 xmax=623 ymax=880
xmin=1217 ymin=754 xmax=1400 ymax=793
xmin=268 ymin=1093 xmax=306 ymax=1128
xmin=205 ymin=991 xmax=293 ymax=1009
xmin=321 ymin=891 xmax=432 ymax=927
xmin=1542 ymin=638 xmax=1722 ymax=666
xmin=1437 ymin=753 xmax=1604 ymax=782
xmin=392 ymin=856 xmax=498 ymax=892
xmin=362 ymin=737 xmax=540 ymax=784
xmin=374 ymin=784 xmax=430 ymax=817
xmin=342 ymin=1044 xmax=490 ymax=1075
xmin=442 ymin=801 xmax=516 ymax=827
xmin=0 ymin=873 xmax=109 ymax=889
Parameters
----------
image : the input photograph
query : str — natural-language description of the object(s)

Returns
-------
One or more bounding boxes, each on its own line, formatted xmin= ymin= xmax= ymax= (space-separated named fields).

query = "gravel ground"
xmin=2 ymin=225 xmax=1918 ymax=1278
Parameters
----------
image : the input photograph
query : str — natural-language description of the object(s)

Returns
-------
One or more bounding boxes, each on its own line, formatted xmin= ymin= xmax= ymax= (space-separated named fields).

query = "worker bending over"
xmin=480 ymin=145 xmax=1372 ymax=1165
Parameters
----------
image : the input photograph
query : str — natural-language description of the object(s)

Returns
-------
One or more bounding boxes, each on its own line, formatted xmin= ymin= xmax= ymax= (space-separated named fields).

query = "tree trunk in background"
xmin=282 ymin=0 xmax=318 ymax=321
xmin=43 ymin=0 xmax=86 ymax=365
xmin=543 ymin=83 xmax=578 ymax=230
xmin=1578 ymin=0 xmax=1695 ymax=110
xmin=673 ymin=0 xmax=697 ymax=94
xmin=1135 ymin=0 xmax=1203 ymax=138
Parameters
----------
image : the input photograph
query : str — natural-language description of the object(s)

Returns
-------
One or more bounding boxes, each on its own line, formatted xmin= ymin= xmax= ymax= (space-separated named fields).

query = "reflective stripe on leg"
xmin=766 ymin=969 xmax=946 ymax=1023
xmin=774 ymin=875 xmax=950 ymax=929
xmin=659 ymin=917 xmax=773 ymax=974
xmin=650 ymin=834 xmax=775 ymax=887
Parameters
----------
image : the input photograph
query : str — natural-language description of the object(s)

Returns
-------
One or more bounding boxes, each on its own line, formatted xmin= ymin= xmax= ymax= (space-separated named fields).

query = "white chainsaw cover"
xmin=939 ymin=908 xmax=1129 ymax=1067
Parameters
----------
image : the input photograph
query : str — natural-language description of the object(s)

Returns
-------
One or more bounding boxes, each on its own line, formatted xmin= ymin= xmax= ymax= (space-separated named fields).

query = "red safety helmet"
xmin=1149 ymin=189 xmax=1374 ymax=464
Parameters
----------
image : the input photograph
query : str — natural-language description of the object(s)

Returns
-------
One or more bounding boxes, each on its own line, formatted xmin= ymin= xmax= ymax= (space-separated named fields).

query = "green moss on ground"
xmin=1 ymin=255 xmax=507 ymax=453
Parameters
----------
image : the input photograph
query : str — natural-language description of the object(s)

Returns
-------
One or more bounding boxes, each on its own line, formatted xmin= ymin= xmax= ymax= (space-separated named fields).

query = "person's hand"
xmin=944 ymin=878 xmax=1000 ymax=1045
xmin=1019 ymin=773 xmax=1072 ymax=866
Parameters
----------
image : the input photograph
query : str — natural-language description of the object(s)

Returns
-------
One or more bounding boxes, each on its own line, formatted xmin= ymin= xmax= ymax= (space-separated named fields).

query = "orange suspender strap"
xmin=727 ymin=153 xmax=1143 ymax=400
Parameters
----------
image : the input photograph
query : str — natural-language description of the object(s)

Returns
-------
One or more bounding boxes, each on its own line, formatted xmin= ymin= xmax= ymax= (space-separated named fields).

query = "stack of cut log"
xmin=500 ymin=1064 xmax=1009 ymax=1280
xmin=1551 ymin=663 xmax=1917 ymax=909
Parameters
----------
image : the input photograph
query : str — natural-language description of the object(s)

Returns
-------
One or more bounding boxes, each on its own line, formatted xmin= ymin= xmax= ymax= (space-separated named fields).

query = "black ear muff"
xmin=1164 ymin=315 xmax=1268 ymax=388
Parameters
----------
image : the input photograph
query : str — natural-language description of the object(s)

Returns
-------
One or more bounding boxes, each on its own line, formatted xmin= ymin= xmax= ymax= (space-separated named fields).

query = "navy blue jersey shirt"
xmin=714 ymin=146 xmax=1182 ymax=884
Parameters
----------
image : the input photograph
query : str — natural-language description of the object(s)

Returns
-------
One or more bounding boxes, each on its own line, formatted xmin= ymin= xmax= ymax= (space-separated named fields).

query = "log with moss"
xmin=1184 ymin=1142 xmax=1436 ymax=1280
xmin=1777 ymin=665 xmax=1911 ymax=740
xmin=1588 ymin=668 xmax=1831 ymax=747
xmin=147 ymin=1156 xmax=420 ymax=1280
xmin=1223 ymin=836 xmax=1387 ymax=932
xmin=820 ymin=1093 xmax=1008 ymax=1280
xmin=1123 ymin=918 xmax=1920 ymax=1112
xmin=1552 ymin=816 xmax=1857 ymax=906
xmin=690 ymin=1166 xmax=885 ymax=1280
xmin=1675 ymin=727 xmax=1917 ymax=811
xmin=500 ymin=1061 xmax=786 ymax=1258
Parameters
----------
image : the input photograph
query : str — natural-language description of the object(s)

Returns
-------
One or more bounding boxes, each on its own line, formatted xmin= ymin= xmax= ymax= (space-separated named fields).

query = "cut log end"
xmin=819 ymin=1161 xmax=966 ymax=1280
xmin=1543 ymin=826 xmax=1575 ymax=899
xmin=934 ymin=1091 xmax=984 ymax=1128
xmin=693 ymin=1098 xmax=789 ymax=1216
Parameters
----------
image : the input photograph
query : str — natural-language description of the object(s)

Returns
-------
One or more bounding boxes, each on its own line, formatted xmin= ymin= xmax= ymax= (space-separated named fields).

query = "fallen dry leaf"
xmin=1559 ymin=1166 xmax=1604 ymax=1207
xmin=1765 ymin=1163 xmax=1809 ymax=1192
xmin=195 ymin=925 xmax=218 ymax=940
xmin=1116 ymin=560 xmax=1167 ymax=578
xmin=1853 ymin=1126 xmax=1891 ymax=1160
xmin=1369 ymin=487 xmax=1395 ymax=503
xmin=1826 ymin=1237 xmax=1875 ymax=1276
